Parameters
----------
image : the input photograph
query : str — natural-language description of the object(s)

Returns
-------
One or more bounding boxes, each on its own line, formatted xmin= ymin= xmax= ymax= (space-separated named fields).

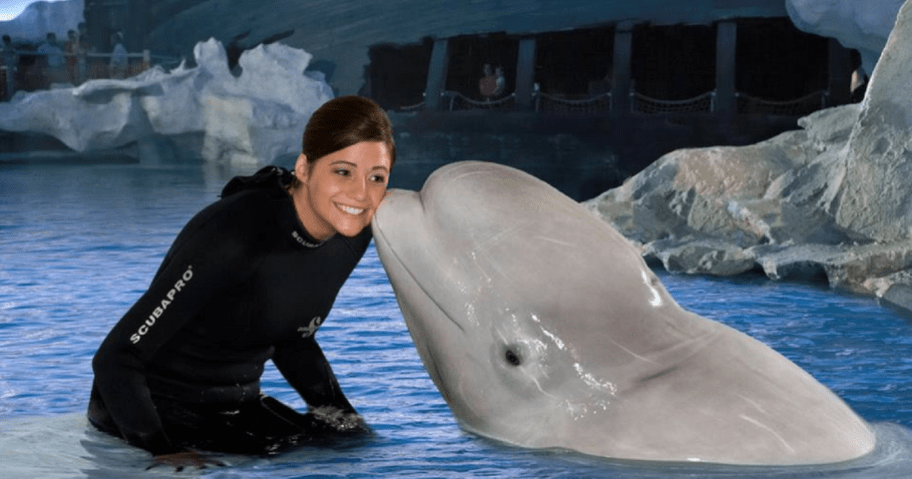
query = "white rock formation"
xmin=0 ymin=0 xmax=84 ymax=42
xmin=786 ymin=0 xmax=904 ymax=76
xmin=0 ymin=38 xmax=333 ymax=165
xmin=586 ymin=0 xmax=912 ymax=313
xmin=835 ymin=10 xmax=912 ymax=243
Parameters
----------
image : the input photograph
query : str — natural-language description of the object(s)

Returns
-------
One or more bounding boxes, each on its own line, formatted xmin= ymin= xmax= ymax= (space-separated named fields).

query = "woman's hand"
xmin=147 ymin=450 xmax=225 ymax=472
xmin=311 ymin=405 xmax=370 ymax=433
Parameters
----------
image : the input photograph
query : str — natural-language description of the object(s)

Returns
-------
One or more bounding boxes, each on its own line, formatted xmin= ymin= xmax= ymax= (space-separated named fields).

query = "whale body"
xmin=371 ymin=161 xmax=875 ymax=465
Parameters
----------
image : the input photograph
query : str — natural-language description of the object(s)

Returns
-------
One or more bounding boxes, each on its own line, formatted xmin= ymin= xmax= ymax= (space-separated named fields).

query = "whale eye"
xmin=505 ymin=348 xmax=521 ymax=366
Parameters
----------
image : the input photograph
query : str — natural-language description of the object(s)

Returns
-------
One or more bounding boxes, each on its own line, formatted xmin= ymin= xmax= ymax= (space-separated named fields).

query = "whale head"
xmin=371 ymin=161 xmax=874 ymax=464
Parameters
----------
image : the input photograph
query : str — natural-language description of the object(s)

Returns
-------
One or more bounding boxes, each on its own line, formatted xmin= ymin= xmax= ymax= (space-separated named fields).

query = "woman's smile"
xmin=336 ymin=203 xmax=365 ymax=215
xmin=290 ymin=141 xmax=392 ymax=241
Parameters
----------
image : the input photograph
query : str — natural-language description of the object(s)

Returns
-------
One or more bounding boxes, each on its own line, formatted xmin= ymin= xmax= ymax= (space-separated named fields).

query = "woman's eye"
xmin=371 ymin=174 xmax=387 ymax=183
xmin=334 ymin=169 xmax=351 ymax=177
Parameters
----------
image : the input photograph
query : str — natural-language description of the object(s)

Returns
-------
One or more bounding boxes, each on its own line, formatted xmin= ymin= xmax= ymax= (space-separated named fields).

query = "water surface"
xmin=1 ymin=162 xmax=911 ymax=478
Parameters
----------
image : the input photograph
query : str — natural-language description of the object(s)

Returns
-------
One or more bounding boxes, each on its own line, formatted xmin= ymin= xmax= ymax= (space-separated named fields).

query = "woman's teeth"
xmin=337 ymin=204 xmax=364 ymax=215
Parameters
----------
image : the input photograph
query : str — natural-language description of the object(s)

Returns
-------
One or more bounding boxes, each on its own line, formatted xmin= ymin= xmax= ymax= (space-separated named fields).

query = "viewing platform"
xmin=405 ymin=87 xmax=833 ymax=117
xmin=1 ymin=49 xmax=182 ymax=101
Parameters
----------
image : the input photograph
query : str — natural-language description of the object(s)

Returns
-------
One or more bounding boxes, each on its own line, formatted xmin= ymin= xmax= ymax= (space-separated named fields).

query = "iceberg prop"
xmin=0 ymin=38 xmax=333 ymax=165
xmin=585 ymin=0 xmax=912 ymax=313
xmin=786 ymin=0 xmax=905 ymax=76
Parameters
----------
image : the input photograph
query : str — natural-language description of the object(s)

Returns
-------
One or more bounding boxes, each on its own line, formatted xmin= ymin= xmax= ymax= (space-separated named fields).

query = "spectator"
xmin=77 ymin=22 xmax=95 ymax=80
xmin=479 ymin=63 xmax=496 ymax=101
xmin=65 ymin=29 xmax=83 ymax=84
xmin=109 ymin=32 xmax=128 ymax=79
xmin=493 ymin=66 xmax=506 ymax=97
xmin=1 ymin=34 xmax=17 ymax=99
xmin=78 ymin=22 xmax=92 ymax=51
xmin=37 ymin=32 xmax=66 ymax=86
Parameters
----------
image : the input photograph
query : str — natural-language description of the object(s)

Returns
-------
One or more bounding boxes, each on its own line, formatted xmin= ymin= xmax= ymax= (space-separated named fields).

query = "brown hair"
xmin=293 ymin=96 xmax=395 ymax=188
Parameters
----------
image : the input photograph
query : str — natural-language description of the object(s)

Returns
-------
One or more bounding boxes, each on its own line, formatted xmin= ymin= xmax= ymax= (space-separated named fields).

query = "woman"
xmin=88 ymin=95 xmax=395 ymax=468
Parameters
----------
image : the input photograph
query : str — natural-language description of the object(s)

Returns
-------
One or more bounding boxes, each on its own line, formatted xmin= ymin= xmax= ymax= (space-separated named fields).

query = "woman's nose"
xmin=348 ymin=175 xmax=368 ymax=200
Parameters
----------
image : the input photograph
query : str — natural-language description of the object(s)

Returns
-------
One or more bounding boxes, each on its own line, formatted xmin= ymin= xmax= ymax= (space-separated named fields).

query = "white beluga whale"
xmin=371 ymin=161 xmax=875 ymax=465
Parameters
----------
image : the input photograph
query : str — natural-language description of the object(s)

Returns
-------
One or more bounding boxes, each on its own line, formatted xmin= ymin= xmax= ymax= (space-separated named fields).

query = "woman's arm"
xmin=272 ymin=336 xmax=357 ymax=413
xmin=91 ymin=207 xmax=247 ymax=454
xmin=273 ymin=336 xmax=369 ymax=433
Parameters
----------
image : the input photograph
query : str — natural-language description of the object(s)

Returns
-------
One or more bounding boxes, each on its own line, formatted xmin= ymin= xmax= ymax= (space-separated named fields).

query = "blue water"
xmin=2 ymin=162 xmax=912 ymax=478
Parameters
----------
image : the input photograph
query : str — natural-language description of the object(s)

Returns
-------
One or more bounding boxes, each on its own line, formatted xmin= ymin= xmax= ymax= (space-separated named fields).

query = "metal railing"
xmin=533 ymin=92 xmax=612 ymax=113
xmin=630 ymin=90 xmax=716 ymax=114
xmin=2 ymin=50 xmax=182 ymax=100
xmin=441 ymin=90 xmax=516 ymax=111
xmin=430 ymin=90 xmax=612 ymax=113
xmin=397 ymin=98 xmax=426 ymax=112
xmin=735 ymin=90 xmax=829 ymax=116
xmin=403 ymin=87 xmax=831 ymax=117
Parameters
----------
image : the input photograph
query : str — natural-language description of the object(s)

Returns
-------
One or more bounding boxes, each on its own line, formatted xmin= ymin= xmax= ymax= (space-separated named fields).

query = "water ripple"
xmin=3 ymin=163 xmax=912 ymax=477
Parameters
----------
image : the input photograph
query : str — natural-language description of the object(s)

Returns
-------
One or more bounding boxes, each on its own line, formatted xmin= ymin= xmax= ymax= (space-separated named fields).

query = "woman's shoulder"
xmin=193 ymin=185 xmax=285 ymax=237
xmin=199 ymin=166 xmax=290 ymax=221
xmin=169 ymin=177 xmax=285 ymax=256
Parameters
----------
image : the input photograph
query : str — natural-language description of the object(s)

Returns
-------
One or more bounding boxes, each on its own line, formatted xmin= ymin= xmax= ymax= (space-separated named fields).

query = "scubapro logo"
xmin=130 ymin=265 xmax=194 ymax=344
xmin=292 ymin=230 xmax=322 ymax=248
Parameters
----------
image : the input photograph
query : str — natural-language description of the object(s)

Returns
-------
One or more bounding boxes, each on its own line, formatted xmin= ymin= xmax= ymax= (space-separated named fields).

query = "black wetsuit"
xmin=88 ymin=166 xmax=372 ymax=456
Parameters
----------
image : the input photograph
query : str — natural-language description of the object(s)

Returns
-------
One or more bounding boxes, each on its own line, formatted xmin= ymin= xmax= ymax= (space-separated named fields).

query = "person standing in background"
xmin=0 ymin=34 xmax=17 ymax=99
xmin=37 ymin=32 xmax=65 ymax=86
xmin=479 ymin=63 xmax=496 ymax=101
xmin=64 ymin=29 xmax=83 ymax=84
xmin=493 ymin=66 xmax=506 ymax=97
xmin=109 ymin=31 xmax=128 ymax=79
xmin=77 ymin=22 xmax=93 ymax=81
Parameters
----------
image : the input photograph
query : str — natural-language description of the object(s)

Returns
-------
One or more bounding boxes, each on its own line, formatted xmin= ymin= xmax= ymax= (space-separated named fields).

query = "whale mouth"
xmin=419 ymin=344 xmax=454 ymax=402
xmin=372 ymin=210 xmax=467 ymax=408
xmin=372 ymin=215 xmax=466 ymax=335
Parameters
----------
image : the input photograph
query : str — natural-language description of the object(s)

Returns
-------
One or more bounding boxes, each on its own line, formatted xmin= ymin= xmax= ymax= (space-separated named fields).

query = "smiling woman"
xmin=290 ymin=141 xmax=392 ymax=240
xmin=87 ymin=95 xmax=397 ymax=471
xmin=288 ymin=95 xmax=396 ymax=242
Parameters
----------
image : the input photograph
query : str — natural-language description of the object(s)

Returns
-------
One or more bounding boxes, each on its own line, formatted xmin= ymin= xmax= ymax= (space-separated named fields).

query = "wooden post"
xmin=611 ymin=21 xmax=634 ymax=112
xmin=515 ymin=37 xmax=537 ymax=109
xmin=425 ymin=38 xmax=450 ymax=111
xmin=715 ymin=21 xmax=737 ymax=114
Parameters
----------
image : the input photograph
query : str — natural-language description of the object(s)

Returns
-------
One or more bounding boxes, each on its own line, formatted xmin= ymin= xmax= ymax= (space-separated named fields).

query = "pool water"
xmin=2 ymin=162 xmax=912 ymax=478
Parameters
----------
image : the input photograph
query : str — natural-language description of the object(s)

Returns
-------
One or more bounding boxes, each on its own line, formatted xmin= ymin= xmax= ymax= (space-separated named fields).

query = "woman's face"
xmin=293 ymin=141 xmax=392 ymax=241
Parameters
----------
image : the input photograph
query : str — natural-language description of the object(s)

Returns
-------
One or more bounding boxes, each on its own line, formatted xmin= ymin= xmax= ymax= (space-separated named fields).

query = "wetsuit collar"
xmin=290 ymin=226 xmax=327 ymax=249
xmin=276 ymin=172 xmax=329 ymax=249
xmin=226 ymin=165 xmax=331 ymax=249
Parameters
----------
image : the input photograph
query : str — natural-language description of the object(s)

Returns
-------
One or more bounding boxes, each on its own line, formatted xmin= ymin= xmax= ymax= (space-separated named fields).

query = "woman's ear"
xmin=294 ymin=153 xmax=309 ymax=183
